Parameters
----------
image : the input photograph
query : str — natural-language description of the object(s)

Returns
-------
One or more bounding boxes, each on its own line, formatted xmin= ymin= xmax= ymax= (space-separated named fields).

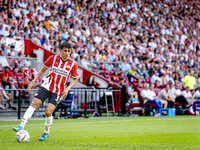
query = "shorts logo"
xmin=35 ymin=93 xmax=38 ymax=96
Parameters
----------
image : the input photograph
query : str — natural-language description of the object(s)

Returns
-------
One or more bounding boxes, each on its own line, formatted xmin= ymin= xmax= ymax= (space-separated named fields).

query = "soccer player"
xmin=13 ymin=41 xmax=78 ymax=141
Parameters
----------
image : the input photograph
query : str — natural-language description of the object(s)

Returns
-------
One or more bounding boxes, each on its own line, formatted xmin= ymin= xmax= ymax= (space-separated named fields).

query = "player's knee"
xmin=45 ymin=111 xmax=52 ymax=117
xmin=31 ymin=98 xmax=41 ymax=109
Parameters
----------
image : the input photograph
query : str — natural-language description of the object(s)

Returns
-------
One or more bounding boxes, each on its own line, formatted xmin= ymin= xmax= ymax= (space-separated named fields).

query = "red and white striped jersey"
xmin=41 ymin=55 xmax=78 ymax=97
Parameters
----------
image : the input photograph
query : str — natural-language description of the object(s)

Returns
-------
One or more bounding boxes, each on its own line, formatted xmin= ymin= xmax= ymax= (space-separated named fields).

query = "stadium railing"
xmin=55 ymin=87 xmax=121 ymax=118
xmin=0 ymin=88 xmax=38 ymax=119
xmin=0 ymin=87 xmax=122 ymax=119
xmin=77 ymin=60 xmax=123 ymax=72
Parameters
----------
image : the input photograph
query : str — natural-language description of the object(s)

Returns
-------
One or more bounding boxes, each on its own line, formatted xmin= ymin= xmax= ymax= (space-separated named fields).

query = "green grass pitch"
xmin=0 ymin=116 xmax=200 ymax=150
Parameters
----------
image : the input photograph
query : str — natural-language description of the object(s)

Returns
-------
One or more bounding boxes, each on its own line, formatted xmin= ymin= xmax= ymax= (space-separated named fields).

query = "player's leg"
xmin=157 ymin=100 xmax=168 ymax=108
xmin=13 ymin=98 xmax=42 ymax=132
xmin=38 ymin=94 xmax=61 ymax=141
xmin=13 ymin=87 xmax=50 ymax=132
xmin=38 ymin=103 xmax=56 ymax=141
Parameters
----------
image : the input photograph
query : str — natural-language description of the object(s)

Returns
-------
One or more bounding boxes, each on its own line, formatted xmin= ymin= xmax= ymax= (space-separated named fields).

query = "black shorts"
xmin=34 ymin=87 xmax=61 ymax=107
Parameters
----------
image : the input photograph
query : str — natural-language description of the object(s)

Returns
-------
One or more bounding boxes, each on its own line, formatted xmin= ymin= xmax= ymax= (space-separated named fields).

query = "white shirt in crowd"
xmin=44 ymin=10 xmax=51 ymax=17
xmin=141 ymin=89 xmax=154 ymax=100
xmin=24 ymin=59 xmax=31 ymax=68
xmin=175 ymin=88 xmax=182 ymax=96
xmin=193 ymin=90 xmax=200 ymax=99
xmin=18 ymin=2 xmax=27 ymax=8
xmin=0 ymin=56 xmax=10 ymax=67
xmin=182 ymin=90 xmax=192 ymax=98
xmin=13 ymin=8 xmax=21 ymax=17
xmin=48 ymin=20 xmax=58 ymax=31
xmin=166 ymin=76 xmax=175 ymax=85
xmin=151 ymin=74 xmax=160 ymax=84
xmin=158 ymin=89 xmax=170 ymax=100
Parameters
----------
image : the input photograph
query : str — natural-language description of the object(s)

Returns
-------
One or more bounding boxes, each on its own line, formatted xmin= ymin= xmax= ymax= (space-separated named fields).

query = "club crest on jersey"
xmin=52 ymin=67 xmax=69 ymax=76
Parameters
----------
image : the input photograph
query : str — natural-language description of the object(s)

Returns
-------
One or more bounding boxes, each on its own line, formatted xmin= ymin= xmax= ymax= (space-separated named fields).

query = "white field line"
xmin=0 ymin=117 xmax=198 ymax=127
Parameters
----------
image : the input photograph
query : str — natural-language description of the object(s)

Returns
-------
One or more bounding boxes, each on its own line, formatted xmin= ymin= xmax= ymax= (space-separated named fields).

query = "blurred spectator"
xmin=182 ymin=86 xmax=195 ymax=105
xmin=149 ymin=83 xmax=168 ymax=108
xmin=167 ymin=72 xmax=175 ymax=85
xmin=12 ymin=67 xmax=19 ymax=81
xmin=0 ymin=82 xmax=16 ymax=110
xmin=1 ymin=66 xmax=11 ymax=88
xmin=107 ymin=82 xmax=113 ymax=90
xmin=7 ymin=45 xmax=16 ymax=57
xmin=91 ymin=77 xmax=100 ymax=89
xmin=27 ymin=9 xmax=35 ymax=21
xmin=0 ymin=43 xmax=8 ymax=56
xmin=98 ymin=50 xmax=107 ymax=61
xmin=112 ymin=71 xmax=119 ymax=83
xmin=127 ymin=66 xmax=140 ymax=82
xmin=43 ymin=39 xmax=51 ymax=51
xmin=18 ymin=66 xmax=25 ymax=81
xmin=141 ymin=83 xmax=161 ymax=116
xmin=158 ymin=84 xmax=174 ymax=105
xmin=135 ymin=78 xmax=144 ymax=89
xmin=121 ymin=59 xmax=131 ymax=75
xmin=184 ymin=69 xmax=196 ymax=91
xmin=15 ymin=52 xmax=24 ymax=67
xmin=193 ymin=87 xmax=200 ymax=100
xmin=0 ymin=51 xmax=9 ymax=67
xmin=20 ymin=74 xmax=29 ymax=89
xmin=151 ymin=70 xmax=160 ymax=84
xmin=107 ymin=50 xmax=116 ymax=62
xmin=127 ymin=85 xmax=138 ymax=103
xmin=24 ymin=55 xmax=31 ymax=68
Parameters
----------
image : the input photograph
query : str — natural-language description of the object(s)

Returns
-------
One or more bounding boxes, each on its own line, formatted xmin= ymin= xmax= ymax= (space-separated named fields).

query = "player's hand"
xmin=27 ymin=81 xmax=35 ymax=92
xmin=61 ymin=89 xmax=69 ymax=101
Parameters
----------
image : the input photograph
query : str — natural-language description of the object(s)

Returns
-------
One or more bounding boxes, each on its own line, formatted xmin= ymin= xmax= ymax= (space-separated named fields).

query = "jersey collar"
xmin=60 ymin=55 xmax=70 ymax=62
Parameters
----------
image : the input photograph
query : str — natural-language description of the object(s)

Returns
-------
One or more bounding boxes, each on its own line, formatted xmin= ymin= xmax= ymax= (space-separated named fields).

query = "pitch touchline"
xmin=0 ymin=117 xmax=198 ymax=127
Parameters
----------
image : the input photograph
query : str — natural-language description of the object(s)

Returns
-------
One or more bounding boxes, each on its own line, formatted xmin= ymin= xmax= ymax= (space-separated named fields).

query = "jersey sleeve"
xmin=43 ymin=55 xmax=54 ymax=68
xmin=71 ymin=62 xmax=79 ymax=78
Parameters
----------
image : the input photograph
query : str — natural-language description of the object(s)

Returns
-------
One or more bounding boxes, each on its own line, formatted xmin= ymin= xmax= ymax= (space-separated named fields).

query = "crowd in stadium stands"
xmin=0 ymin=0 xmax=200 ymax=113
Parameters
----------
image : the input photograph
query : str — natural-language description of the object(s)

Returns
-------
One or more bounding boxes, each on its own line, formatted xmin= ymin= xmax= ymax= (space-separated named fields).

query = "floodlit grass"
xmin=0 ymin=116 xmax=200 ymax=150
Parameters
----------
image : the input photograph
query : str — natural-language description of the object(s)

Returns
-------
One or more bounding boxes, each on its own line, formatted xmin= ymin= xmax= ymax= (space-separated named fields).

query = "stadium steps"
xmin=0 ymin=108 xmax=45 ymax=119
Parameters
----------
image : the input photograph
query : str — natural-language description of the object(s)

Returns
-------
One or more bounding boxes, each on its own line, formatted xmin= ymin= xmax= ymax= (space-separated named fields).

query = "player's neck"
xmin=61 ymin=55 xmax=70 ymax=62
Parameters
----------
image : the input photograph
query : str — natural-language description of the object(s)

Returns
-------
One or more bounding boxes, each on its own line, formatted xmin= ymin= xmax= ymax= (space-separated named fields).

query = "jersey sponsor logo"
xmin=52 ymin=67 xmax=69 ymax=77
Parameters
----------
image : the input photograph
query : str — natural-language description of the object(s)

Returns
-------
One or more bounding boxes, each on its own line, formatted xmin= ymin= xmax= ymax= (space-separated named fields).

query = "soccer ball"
xmin=15 ymin=130 xmax=30 ymax=142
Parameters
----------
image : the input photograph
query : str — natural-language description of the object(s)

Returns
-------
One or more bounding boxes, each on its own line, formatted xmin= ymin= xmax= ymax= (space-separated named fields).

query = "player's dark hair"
xmin=60 ymin=41 xmax=72 ymax=50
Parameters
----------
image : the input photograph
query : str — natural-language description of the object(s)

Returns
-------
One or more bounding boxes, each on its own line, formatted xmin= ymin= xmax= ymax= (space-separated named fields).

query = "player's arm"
xmin=27 ymin=66 xmax=48 ymax=92
xmin=27 ymin=55 xmax=54 ymax=92
xmin=61 ymin=78 xmax=78 ymax=101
